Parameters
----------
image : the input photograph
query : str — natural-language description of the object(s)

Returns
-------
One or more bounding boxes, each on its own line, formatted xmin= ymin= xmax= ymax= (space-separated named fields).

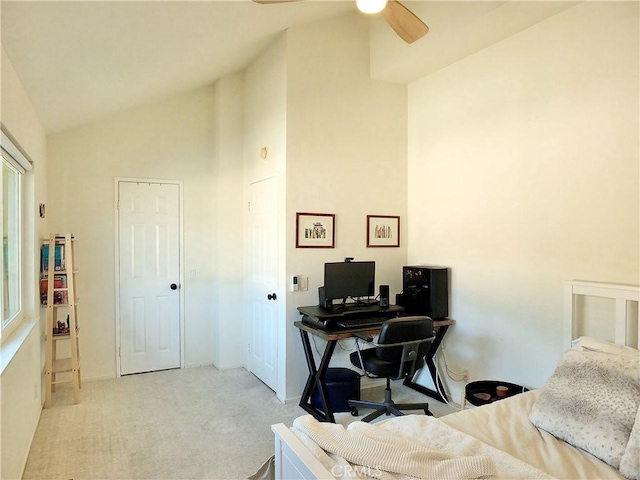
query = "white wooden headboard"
xmin=564 ymin=280 xmax=640 ymax=349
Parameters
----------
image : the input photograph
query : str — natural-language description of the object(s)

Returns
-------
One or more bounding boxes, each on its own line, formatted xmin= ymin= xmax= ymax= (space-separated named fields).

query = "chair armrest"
xmin=353 ymin=332 xmax=374 ymax=342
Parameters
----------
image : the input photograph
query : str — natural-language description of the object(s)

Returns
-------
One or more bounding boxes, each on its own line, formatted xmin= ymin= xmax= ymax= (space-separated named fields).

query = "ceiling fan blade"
xmin=382 ymin=0 xmax=429 ymax=44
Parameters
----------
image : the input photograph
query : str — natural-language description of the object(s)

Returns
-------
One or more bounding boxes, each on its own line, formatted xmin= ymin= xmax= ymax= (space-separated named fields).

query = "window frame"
xmin=1 ymin=126 xmax=33 ymax=340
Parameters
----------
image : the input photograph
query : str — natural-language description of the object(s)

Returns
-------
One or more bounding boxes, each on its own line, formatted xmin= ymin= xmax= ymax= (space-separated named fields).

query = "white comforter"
xmin=292 ymin=415 xmax=552 ymax=480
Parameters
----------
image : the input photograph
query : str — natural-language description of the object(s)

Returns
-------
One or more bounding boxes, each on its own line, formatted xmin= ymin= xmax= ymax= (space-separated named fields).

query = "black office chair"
xmin=347 ymin=316 xmax=435 ymax=423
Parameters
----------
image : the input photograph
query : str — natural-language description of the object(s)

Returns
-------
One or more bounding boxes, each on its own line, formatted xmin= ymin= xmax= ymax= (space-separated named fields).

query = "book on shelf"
xmin=41 ymin=244 xmax=65 ymax=271
xmin=40 ymin=275 xmax=67 ymax=304
xmin=53 ymin=291 xmax=68 ymax=305
xmin=40 ymin=288 xmax=68 ymax=306
xmin=39 ymin=275 xmax=67 ymax=289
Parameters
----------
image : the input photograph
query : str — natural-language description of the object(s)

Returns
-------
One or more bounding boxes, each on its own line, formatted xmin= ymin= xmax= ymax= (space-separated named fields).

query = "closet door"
xmin=247 ymin=177 xmax=278 ymax=390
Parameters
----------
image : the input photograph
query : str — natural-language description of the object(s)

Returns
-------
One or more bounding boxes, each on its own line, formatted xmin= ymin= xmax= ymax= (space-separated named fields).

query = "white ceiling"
xmin=1 ymin=1 xmax=577 ymax=134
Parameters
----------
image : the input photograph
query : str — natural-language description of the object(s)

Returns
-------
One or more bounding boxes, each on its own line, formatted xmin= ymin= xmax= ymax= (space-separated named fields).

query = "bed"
xmin=271 ymin=280 xmax=640 ymax=480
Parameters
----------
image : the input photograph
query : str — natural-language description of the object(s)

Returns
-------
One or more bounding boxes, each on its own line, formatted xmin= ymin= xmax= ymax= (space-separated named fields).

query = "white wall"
xmin=212 ymin=73 xmax=245 ymax=369
xmin=46 ymin=86 xmax=226 ymax=379
xmin=1 ymin=47 xmax=48 ymax=480
xmin=407 ymin=2 xmax=639 ymax=401
xmin=284 ymin=13 xmax=408 ymax=400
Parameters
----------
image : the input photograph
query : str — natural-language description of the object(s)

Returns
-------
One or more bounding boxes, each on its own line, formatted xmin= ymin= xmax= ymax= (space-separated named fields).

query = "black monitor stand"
xmin=297 ymin=304 xmax=404 ymax=330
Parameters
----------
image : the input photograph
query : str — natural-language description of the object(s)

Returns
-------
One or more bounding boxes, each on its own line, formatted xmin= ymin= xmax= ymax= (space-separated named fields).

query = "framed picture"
xmin=296 ymin=212 xmax=335 ymax=248
xmin=367 ymin=215 xmax=400 ymax=247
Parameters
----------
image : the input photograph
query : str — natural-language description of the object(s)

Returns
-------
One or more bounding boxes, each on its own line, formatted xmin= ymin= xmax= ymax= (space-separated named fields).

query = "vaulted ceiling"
xmin=1 ymin=1 xmax=577 ymax=134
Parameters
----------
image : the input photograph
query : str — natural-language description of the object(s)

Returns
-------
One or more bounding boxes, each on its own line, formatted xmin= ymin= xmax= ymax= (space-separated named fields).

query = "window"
xmin=1 ymin=126 xmax=33 ymax=338
xmin=3 ymin=160 xmax=21 ymax=325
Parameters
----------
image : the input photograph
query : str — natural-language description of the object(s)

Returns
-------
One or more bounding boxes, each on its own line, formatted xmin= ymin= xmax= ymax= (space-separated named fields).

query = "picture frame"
xmin=367 ymin=215 xmax=400 ymax=247
xmin=296 ymin=212 xmax=335 ymax=248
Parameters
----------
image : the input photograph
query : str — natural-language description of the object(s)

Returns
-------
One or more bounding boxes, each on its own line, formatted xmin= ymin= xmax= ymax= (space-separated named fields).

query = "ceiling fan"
xmin=252 ymin=0 xmax=429 ymax=44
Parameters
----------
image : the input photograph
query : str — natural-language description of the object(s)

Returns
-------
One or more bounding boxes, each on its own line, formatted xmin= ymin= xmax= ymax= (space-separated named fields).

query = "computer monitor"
xmin=324 ymin=261 xmax=375 ymax=303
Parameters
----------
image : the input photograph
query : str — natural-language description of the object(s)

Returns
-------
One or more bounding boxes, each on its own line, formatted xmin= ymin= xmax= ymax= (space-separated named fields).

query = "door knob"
xmin=267 ymin=293 xmax=277 ymax=300
xmin=170 ymin=283 xmax=178 ymax=290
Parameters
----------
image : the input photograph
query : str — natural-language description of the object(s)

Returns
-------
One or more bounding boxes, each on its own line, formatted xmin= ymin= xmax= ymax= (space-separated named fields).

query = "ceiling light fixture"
xmin=356 ymin=0 xmax=388 ymax=15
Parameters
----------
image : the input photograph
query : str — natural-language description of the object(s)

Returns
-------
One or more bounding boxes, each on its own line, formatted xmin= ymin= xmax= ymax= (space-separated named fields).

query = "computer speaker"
xmin=379 ymin=284 xmax=390 ymax=308
xmin=318 ymin=286 xmax=332 ymax=309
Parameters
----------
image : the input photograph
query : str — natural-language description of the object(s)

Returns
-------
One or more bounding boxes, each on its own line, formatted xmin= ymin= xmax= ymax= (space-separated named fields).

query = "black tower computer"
xmin=402 ymin=266 xmax=449 ymax=319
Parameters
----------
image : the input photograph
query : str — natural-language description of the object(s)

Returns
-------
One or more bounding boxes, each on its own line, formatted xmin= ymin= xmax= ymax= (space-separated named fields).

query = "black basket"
xmin=465 ymin=380 xmax=528 ymax=407
xmin=311 ymin=368 xmax=361 ymax=412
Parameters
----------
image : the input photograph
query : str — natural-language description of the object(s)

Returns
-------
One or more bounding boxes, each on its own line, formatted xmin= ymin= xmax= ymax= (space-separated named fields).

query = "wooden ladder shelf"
xmin=42 ymin=233 xmax=81 ymax=408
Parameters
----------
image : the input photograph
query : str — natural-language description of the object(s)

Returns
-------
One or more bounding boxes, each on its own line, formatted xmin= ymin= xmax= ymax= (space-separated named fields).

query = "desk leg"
xmin=404 ymin=325 xmax=449 ymax=403
xmin=298 ymin=329 xmax=337 ymax=423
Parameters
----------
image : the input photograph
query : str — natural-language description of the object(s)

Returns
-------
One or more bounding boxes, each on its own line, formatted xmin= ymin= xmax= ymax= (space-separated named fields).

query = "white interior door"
xmin=118 ymin=181 xmax=181 ymax=375
xmin=247 ymin=177 xmax=278 ymax=390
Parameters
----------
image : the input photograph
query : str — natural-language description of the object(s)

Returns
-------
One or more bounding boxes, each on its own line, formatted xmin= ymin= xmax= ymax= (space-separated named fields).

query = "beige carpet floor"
xmin=22 ymin=366 xmax=456 ymax=480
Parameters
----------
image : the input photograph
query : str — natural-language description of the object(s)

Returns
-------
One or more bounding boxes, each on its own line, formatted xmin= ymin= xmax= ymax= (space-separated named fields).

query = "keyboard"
xmin=335 ymin=316 xmax=387 ymax=329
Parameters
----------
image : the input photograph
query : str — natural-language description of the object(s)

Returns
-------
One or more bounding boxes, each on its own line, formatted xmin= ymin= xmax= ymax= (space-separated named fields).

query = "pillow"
xmin=529 ymin=349 xmax=640 ymax=469
xmin=620 ymin=406 xmax=640 ymax=480
xmin=572 ymin=336 xmax=640 ymax=358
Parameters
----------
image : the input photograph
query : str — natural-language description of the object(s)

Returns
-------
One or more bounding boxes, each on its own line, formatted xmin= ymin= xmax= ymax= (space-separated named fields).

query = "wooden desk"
xmin=294 ymin=316 xmax=454 ymax=422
